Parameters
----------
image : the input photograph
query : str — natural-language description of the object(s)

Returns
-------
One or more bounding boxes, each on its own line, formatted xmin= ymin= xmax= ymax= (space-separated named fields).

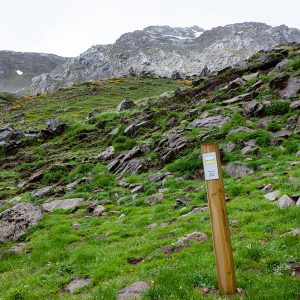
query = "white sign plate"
xmin=202 ymin=152 xmax=219 ymax=180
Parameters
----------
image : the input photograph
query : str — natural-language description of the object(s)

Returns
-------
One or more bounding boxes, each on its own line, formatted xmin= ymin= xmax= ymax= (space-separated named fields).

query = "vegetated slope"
xmin=0 ymin=44 xmax=299 ymax=299
xmin=0 ymin=51 xmax=67 ymax=94
xmin=31 ymin=22 xmax=300 ymax=95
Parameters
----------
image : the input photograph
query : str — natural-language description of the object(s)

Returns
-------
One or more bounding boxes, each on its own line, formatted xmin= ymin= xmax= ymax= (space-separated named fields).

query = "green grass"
xmin=0 ymin=57 xmax=300 ymax=299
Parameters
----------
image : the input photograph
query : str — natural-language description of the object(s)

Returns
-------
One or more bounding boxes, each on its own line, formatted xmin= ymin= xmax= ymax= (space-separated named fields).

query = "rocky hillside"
xmin=32 ymin=22 xmax=300 ymax=94
xmin=0 ymin=44 xmax=299 ymax=299
xmin=0 ymin=51 xmax=67 ymax=94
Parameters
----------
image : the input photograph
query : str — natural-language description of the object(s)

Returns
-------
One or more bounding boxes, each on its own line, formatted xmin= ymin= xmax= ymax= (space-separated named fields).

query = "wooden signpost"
xmin=201 ymin=143 xmax=236 ymax=295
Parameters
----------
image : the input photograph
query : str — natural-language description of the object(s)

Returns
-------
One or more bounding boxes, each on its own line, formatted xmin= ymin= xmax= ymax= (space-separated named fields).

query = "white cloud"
xmin=0 ymin=0 xmax=299 ymax=57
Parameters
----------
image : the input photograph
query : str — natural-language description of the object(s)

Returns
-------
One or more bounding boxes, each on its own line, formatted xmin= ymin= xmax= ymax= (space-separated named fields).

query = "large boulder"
xmin=224 ymin=163 xmax=254 ymax=177
xmin=117 ymin=97 xmax=136 ymax=112
xmin=188 ymin=115 xmax=230 ymax=129
xmin=0 ymin=127 xmax=24 ymax=152
xmin=155 ymin=128 xmax=191 ymax=164
xmin=0 ymin=203 xmax=43 ymax=242
xmin=40 ymin=118 xmax=67 ymax=140
xmin=117 ymin=281 xmax=149 ymax=300
xmin=278 ymin=78 xmax=300 ymax=99
xmin=108 ymin=145 xmax=150 ymax=174
xmin=42 ymin=198 xmax=84 ymax=212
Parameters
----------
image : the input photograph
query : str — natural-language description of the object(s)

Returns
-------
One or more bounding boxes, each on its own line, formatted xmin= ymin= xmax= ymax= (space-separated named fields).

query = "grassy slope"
xmin=0 ymin=54 xmax=299 ymax=299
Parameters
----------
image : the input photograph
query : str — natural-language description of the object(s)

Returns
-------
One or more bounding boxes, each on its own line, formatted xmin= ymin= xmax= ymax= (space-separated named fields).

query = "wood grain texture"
xmin=201 ymin=143 xmax=236 ymax=294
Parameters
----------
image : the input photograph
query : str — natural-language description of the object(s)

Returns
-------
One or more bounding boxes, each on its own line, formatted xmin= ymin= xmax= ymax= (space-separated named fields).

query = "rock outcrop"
xmin=31 ymin=23 xmax=300 ymax=94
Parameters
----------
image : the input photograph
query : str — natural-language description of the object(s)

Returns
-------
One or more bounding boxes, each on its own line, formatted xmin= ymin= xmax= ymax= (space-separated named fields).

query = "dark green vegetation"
xmin=0 ymin=92 xmax=18 ymax=105
xmin=0 ymin=45 xmax=299 ymax=300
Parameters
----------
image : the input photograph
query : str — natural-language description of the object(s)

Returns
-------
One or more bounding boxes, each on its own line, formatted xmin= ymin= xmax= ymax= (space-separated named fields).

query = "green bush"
xmin=264 ymin=101 xmax=290 ymax=116
xmin=266 ymin=121 xmax=281 ymax=132
xmin=282 ymin=140 xmax=298 ymax=154
xmin=92 ymin=173 xmax=116 ymax=188
xmin=289 ymin=56 xmax=300 ymax=70
xmin=113 ymin=136 xmax=136 ymax=151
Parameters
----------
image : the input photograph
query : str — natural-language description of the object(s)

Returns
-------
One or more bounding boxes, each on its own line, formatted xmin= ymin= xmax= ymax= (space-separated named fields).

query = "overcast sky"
xmin=1 ymin=0 xmax=300 ymax=57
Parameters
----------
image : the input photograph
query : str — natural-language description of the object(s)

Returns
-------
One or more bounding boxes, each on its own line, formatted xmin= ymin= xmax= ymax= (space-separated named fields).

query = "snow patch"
xmin=16 ymin=70 xmax=23 ymax=75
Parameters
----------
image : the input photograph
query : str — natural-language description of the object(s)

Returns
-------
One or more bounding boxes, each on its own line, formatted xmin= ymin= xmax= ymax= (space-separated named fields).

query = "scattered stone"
xmin=286 ymin=228 xmax=300 ymax=236
xmin=271 ymin=130 xmax=292 ymax=139
xmin=99 ymin=146 xmax=115 ymax=160
xmin=242 ymin=100 xmax=267 ymax=117
xmin=42 ymin=198 xmax=84 ymax=212
xmin=146 ymin=223 xmax=158 ymax=229
xmin=228 ymin=126 xmax=253 ymax=135
xmin=119 ymin=214 xmax=126 ymax=219
xmin=124 ymin=120 xmax=154 ymax=137
xmin=273 ymin=59 xmax=289 ymax=71
xmin=93 ymin=205 xmax=106 ymax=216
xmin=117 ymin=97 xmax=136 ymax=112
xmin=177 ymin=232 xmax=208 ymax=246
xmin=72 ymin=222 xmax=80 ymax=230
xmin=109 ymin=128 xmax=120 ymax=135
xmin=175 ymin=197 xmax=191 ymax=208
xmin=241 ymin=145 xmax=259 ymax=155
xmin=269 ymin=74 xmax=289 ymax=90
xmin=27 ymin=170 xmax=44 ymax=184
xmin=262 ymin=184 xmax=274 ymax=192
xmin=131 ymin=185 xmax=144 ymax=193
xmin=224 ymin=163 xmax=254 ymax=177
xmin=224 ymin=141 xmax=236 ymax=153
xmin=0 ymin=203 xmax=43 ymax=242
xmin=145 ymin=193 xmax=164 ymax=205
xmin=108 ymin=145 xmax=150 ymax=174
xmin=184 ymin=185 xmax=196 ymax=192
xmin=290 ymin=100 xmax=300 ymax=109
xmin=290 ymin=263 xmax=300 ymax=278
xmin=180 ymin=206 xmax=209 ymax=218
xmin=41 ymin=118 xmax=67 ymax=140
xmin=2 ymin=243 xmax=27 ymax=256
xmin=275 ymin=195 xmax=295 ymax=208
xmin=148 ymin=172 xmax=167 ymax=182
xmin=278 ymin=78 xmax=300 ymax=99
xmin=64 ymin=278 xmax=91 ymax=293
xmin=188 ymin=115 xmax=230 ymax=129
xmin=226 ymin=78 xmax=246 ymax=90
xmin=155 ymin=129 xmax=191 ymax=164
xmin=87 ymin=108 xmax=99 ymax=119
xmin=117 ymin=281 xmax=149 ymax=300
xmin=31 ymin=186 xmax=53 ymax=198
xmin=264 ymin=190 xmax=280 ymax=201
xmin=221 ymin=92 xmax=252 ymax=105
xmin=242 ymin=72 xmax=259 ymax=81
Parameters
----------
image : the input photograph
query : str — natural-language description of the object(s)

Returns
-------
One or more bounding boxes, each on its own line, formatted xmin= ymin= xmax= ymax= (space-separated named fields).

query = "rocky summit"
xmin=31 ymin=22 xmax=300 ymax=94
xmin=0 ymin=51 xmax=67 ymax=94
xmin=0 ymin=42 xmax=299 ymax=299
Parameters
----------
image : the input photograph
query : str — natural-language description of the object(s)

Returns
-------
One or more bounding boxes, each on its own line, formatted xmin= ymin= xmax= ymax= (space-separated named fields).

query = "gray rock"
xmin=242 ymin=72 xmax=259 ymax=81
xmin=242 ymin=100 xmax=267 ymax=117
xmin=273 ymin=59 xmax=289 ymax=71
xmin=223 ymin=141 xmax=236 ymax=153
xmin=286 ymin=228 xmax=300 ymax=236
xmin=221 ymin=92 xmax=252 ymax=105
xmin=228 ymin=126 xmax=253 ymax=135
xmin=42 ymin=198 xmax=84 ymax=212
xmin=117 ymin=281 xmax=149 ymax=300
xmin=93 ymin=205 xmax=105 ymax=216
xmin=109 ymin=128 xmax=120 ymax=135
xmin=124 ymin=120 xmax=153 ymax=137
xmin=226 ymin=78 xmax=246 ymax=90
xmin=64 ymin=278 xmax=91 ymax=293
xmin=117 ymin=98 xmax=136 ymax=112
xmin=264 ymin=190 xmax=280 ymax=201
xmin=290 ymin=100 xmax=300 ymax=109
xmin=177 ymin=232 xmax=208 ymax=246
xmin=241 ymin=145 xmax=259 ymax=155
xmin=271 ymin=130 xmax=292 ymax=139
xmin=72 ymin=222 xmax=81 ymax=230
xmin=224 ymin=163 xmax=254 ymax=177
xmin=31 ymin=186 xmax=53 ymax=198
xmin=2 ymin=242 xmax=27 ymax=256
xmin=145 ymin=193 xmax=164 ymax=205
xmin=278 ymin=78 xmax=300 ymax=99
xmin=88 ymin=108 xmax=100 ymax=118
xmin=148 ymin=172 xmax=168 ymax=182
xmin=275 ymin=195 xmax=295 ymax=208
xmin=180 ymin=206 xmax=209 ymax=218
xmin=0 ymin=203 xmax=43 ymax=242
xmin=99 ymin=146 xmax=115 ymax=160
xmin=188 ymin=115 xmax=230 ymax=129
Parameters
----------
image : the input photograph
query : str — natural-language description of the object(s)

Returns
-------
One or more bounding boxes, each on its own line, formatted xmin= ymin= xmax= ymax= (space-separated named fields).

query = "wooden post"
xmin=201 ymin=143 xmax=236 ymax=294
